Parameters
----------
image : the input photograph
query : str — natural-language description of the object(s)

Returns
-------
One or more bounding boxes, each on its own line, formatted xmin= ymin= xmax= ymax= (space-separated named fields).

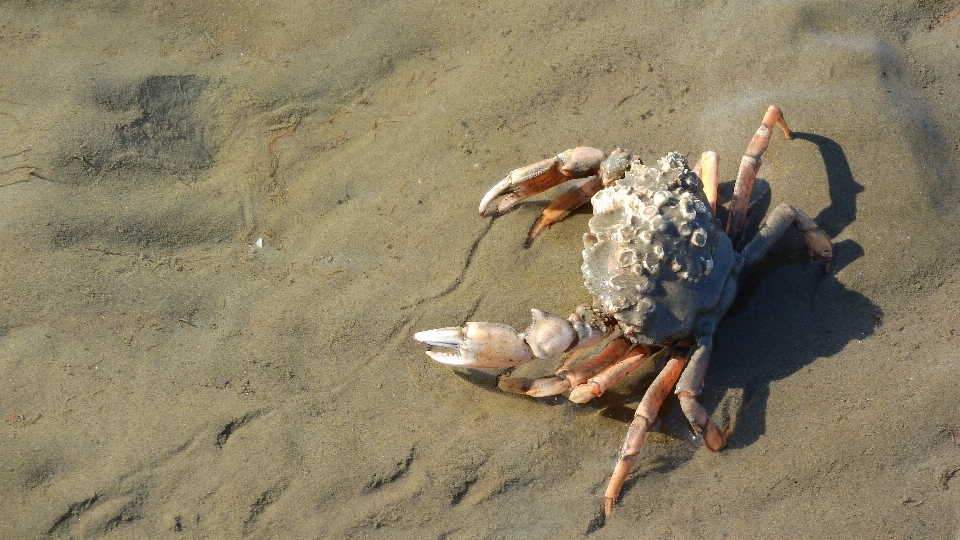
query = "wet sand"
xmin=2 ymin=1 xmax=959 ymax=538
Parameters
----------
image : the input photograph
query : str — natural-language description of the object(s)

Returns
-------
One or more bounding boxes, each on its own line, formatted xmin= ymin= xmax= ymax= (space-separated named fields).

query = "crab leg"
xmin=740 ymin=203 xmax=834 ymax=268
xmin=727 ymin=105 xmax=793 ymax=245
xmin=567 ymin=345 xmax=661 ymax=404
xmin=603 ymin=351 xmax=688 ymax=516
xmin=527 ymin=174 xmax=605 ymax=241
xmin=478 ymin=147 xmax=607 ymax=216
xmin=498 ymin=336 xmax=634 ymax=397
xmin=675 ymin=338 xmax=731 ymax=452
xmin=692 ymin=151 xmax=719 ymax=213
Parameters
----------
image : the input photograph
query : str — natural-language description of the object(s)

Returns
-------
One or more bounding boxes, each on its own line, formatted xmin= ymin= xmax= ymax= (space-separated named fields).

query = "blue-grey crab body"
xmin=582 ymin=152 xmax=742 ymax=347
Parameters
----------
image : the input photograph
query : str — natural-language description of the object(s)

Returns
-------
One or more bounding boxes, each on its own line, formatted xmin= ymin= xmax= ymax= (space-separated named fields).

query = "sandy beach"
xmin=2 ymin=1 xmax=959 ymax=538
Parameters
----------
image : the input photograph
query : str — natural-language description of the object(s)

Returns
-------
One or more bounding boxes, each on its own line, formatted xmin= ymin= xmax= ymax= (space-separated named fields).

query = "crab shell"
xmin=581 ymin=153 xmax=742 ymax=346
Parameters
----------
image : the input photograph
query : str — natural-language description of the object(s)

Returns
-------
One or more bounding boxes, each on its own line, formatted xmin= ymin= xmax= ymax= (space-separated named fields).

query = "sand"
xmin=2 ymin=1 xmax=959 ymax=538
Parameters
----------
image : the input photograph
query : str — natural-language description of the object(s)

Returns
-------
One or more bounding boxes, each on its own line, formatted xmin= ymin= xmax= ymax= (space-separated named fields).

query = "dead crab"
xmin=415 ymin=106 xmax=833 ymax=516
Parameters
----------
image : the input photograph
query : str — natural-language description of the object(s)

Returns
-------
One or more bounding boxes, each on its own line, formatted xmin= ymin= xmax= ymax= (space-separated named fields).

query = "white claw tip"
xmin=425 ymin=350 xmax=471 ymax=366
xmin=414 ymin=327 xmax=464 ymax=348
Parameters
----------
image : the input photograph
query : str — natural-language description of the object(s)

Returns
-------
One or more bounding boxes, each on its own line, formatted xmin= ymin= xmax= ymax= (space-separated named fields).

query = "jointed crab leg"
xmin=568 ymin=346 xmax=659 ymax=404
xmin=740 ymin=203 xmax=834 ymax=268
xmin=498 ymin=336 xmax=634 ymax=397
xmin=478 ymin=147 xmax=608 ymax=216
xmin=528 ymin=174 xmax=605 ymax=241
xmin=604 ymin=339 xmax=732 ymax=515
xmin=692 ymin=151 xmax=719 ymax=213
xmin=727 ymin=105 xmax=794 ymax=245
xmin=676 ymin=338 xmax=731 ymax=452
xmin=604 ymin=351 xmax=688 ymax=516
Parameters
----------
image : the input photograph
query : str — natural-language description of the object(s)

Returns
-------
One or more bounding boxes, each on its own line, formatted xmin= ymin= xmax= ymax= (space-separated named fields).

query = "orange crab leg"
xmin=498 ymin=336 xmax=633 ymax=397
xmin=677 ymin=391 xmax=730 ymax=451
xmin=740 ymin=203 xmax=834 ymax=269
xmin=603 ymin=351 xmax=687 ymax=516
xmin=567 ymin=345 xmax=658 ymax=404
xmin=676 ymin=340 xmax=731 ymax=452
xmin=727 ymin=105 xmax=793 ymax=245
xmin=693 ymin=151 xmax=719 ymax=213
xmin=528 ymin=174 xmax=605 ymax=242
xmin=564 ymin=338 xmax=636 ymax=388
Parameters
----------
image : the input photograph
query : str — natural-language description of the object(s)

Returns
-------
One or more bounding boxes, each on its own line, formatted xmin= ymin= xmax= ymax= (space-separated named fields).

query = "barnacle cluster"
xmin=581 ymin=152 xmax=720 ymax=333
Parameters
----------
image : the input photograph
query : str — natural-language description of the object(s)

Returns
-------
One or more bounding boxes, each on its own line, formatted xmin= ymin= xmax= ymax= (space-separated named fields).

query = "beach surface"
xmin=2 ymin=1 xmax=960 ymax=537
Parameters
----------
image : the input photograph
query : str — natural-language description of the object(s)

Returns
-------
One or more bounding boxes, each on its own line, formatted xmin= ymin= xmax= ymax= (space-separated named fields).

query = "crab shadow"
xmin=701 ymin=131 xmax=873 ymax=449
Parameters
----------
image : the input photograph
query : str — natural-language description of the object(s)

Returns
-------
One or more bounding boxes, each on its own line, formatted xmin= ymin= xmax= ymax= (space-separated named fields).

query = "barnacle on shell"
xmin=653 ymin=191 xmax=671 ymax=207
xmin=690 ymin=228 xmax=708 ymax=248
xmin=678 ymin=195 xmax=697 ymax=221
xmin=651 ymin=243 xmax=665 ymax=260
xmin=617 ymin=248 xmax=639 ymax=268
xmin=642 ymin=252 xmax=661 ymax=275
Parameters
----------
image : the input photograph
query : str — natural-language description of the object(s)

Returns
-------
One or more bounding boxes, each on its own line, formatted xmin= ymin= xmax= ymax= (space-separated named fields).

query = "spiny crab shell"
xmin=582 ymin=152 xmax=739 ymax=346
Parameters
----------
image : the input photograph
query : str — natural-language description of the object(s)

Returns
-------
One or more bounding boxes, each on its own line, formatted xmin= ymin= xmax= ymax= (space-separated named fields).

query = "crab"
xmin=415 ymin=105 xmax=833 ymax=516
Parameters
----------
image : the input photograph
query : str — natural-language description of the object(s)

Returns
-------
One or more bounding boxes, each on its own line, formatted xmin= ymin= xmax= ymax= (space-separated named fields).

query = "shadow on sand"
xmin=705 ymin=131 xmax=874 ymax=449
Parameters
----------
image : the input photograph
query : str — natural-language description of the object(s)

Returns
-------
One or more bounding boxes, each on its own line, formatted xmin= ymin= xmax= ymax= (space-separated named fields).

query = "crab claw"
xmin=415 ymin=323 xmax=536 ymax=368
xmin=415 ymin=309 xmax=580 ymax=368
xmin=478 ymin=147 xmax=607 ymax=216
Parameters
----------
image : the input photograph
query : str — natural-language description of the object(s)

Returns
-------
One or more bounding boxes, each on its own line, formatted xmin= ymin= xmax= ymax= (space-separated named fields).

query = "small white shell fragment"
xmin=255 ymin=237 xmax=264 ymax=248
xmin=679 ymin=197 xmax=697 ymax=221
xmin=592 ymin=190 xmax=616 ymax=214
xmin=618 ymin=249 xmax=638 ymax=268
xmin=634 ymin=275 xmax=652 ymax=293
